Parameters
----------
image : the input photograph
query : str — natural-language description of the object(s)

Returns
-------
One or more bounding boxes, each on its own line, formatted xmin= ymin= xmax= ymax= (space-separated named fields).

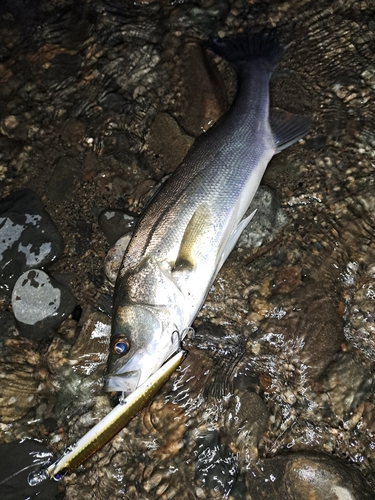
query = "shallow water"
xmin=1 ymin=0 xmax=375 ymax=498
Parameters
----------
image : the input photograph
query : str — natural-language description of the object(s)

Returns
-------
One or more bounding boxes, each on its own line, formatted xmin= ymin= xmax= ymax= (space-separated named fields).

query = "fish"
xmin=28 ymin=349 xmax=186 ymax=485
xmin=104 ymin=30 xmax=311 ymax=396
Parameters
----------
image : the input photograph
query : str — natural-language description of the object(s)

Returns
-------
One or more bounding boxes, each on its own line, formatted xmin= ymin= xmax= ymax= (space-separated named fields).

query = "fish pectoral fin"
xmin=270 ymin=108 xmax=311 ymax=153
xmin=217 ymin=209 xmax=257 ymax=270
xmin=173 ymin=203 xmax=211 ymax=273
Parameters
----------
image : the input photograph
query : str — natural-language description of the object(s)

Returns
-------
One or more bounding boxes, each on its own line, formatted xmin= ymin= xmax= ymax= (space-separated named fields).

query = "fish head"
xmin=104 ymin=303 xmax=178 ymax=396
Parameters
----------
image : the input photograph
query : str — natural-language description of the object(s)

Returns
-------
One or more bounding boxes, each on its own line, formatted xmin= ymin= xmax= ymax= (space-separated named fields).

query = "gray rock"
xmin=0 ymin=189 xmax=64 ymax=293
xmin=11 ymin=269 xmax=76 ymax=340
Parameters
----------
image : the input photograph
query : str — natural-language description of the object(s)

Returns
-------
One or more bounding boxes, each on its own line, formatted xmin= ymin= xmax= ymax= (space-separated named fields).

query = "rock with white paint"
xmin=11 ymin=269 xmax=76 ymax=340
xmin=0 ymin=189 xmax=64 ymax=294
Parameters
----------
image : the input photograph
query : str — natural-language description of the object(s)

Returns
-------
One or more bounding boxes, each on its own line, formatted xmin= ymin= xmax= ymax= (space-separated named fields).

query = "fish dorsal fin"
xmin=270 ymin=108 xmax=311 ymax=153
xmin=173 ymin=203 xmax=211 ymax=273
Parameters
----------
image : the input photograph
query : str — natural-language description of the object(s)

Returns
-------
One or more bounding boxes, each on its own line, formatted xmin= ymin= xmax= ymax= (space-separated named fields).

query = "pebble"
xmin=11 ymin=269 xmax=76 ymax=340
xmin=0 ymin=440 xmax=57 ymax=500
xmin=0 ymin=189 xmax=64 ymax=294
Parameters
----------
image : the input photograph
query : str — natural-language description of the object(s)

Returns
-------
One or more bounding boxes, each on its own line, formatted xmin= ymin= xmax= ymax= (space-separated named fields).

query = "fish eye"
xmin=110 ymin=335 xmax=130 ymax=355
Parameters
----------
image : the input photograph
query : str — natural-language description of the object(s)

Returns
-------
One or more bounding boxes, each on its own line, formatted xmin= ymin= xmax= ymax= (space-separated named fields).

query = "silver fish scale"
xmin=119 ymin=63 xmax=272 ymax=276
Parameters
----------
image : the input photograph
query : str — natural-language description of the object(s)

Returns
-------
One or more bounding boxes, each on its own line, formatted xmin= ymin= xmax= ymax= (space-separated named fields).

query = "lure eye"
xmin=110 ymin=335 xmax=130 ymax=356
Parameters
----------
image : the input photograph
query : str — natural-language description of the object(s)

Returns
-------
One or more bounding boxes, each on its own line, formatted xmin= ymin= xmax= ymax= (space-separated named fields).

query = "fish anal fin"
xmin=270 ymin=108 xmax=311 ymax=153
xmin=173 ymin=204 xmax=211 ymax=273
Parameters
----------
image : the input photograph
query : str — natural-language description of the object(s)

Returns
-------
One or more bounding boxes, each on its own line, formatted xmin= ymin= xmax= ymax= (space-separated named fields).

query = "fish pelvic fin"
xmin=270 ymin=108 xmax=311 ymax=152
xmin=173 ymin=203 xmax=212 ymax=273
xmin=217 ymin=209 xmax=257 ymax=272
xmin=205 ymin=30 xmax=283 ymax=73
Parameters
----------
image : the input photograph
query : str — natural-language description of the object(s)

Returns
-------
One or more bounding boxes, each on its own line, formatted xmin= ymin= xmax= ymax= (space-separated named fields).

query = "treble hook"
xmin=171 ymin=326 xmax=194 ymax=352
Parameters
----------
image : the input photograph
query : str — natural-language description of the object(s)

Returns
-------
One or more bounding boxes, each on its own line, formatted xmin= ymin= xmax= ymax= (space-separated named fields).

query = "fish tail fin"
xmin=205 ymin=30 xmax=282 ymax=73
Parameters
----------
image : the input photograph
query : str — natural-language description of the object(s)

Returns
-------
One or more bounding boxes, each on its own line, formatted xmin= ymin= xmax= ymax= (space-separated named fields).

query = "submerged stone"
xmin=0 ymin=189 xmax=64 ymax=294
xmin=11 ymin=269 xmax=76 ymax=340
xmin=238 ymin=452 xmax=375 ymax=500
xmin=238 ymin=185 xmax=288 ymax=249
xmin=171 ymin=40 xmax=228 ymax=136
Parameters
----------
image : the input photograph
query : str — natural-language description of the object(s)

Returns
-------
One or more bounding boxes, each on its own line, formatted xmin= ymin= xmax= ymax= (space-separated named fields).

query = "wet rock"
xmin=68 ymin=308 xmax=110 ymax=377
xmin=172 ymin=40 xmax=228 ymax=136
xmin=0 ymin=310 xmax=17 ymax=337
xmin=47 ymin=156 xmax=81 ymax=204
xmin=104 ymin=130 xmax=138 ymax=164
xmin=249 ymin=283 xmax=345 ymax=385
xmin=238 ymin=186 xmax=288 ymax=249
xmin=239 ymin=452 xmax=375 ymax=500
xmin=194 ymin=430 xmax=237 ymax=498
xmin=145 ymin=112 xmax=194 ymax=173
xmin=0 ymin=189 xmax=64 ymax=293
xmin=0 ymin=440 xmax=57 ymax=500
xmin=273 ymin=266 xmax=302 ymax=294
xmin=11 ymin=269 xmax=76 ymax=340
xmin=47 ymin=310 xmax=111 ymax=422
xmin=145 ymin=399 xmax=188 ymax=460
xmin=319 ymin=352 xmax=373 ymax=422
xmin=303 ymin=134 xmax=327 ymax=150
xmin=60 ymin=117 xmax=86 ymax=146
xmin=104 ymin=233 xmax=132 ymax=283
xmin=98 ymin=209 xmax=136 ymax=245
xmin=0 ymin=337 xmax=49 ymax=423
xmin=222 ymin=391 xmax=269 ymax=467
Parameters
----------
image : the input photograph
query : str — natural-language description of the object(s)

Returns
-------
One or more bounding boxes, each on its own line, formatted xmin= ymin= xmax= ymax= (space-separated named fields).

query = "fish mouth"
xmin=104 ymin=349 xmax=155 ymax=397
xmin=104 ymin=369 xmax=141 ymax=395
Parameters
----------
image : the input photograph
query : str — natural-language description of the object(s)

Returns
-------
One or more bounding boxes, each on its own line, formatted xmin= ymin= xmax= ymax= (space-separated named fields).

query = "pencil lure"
xmin=28 ymin=348 xmax=186 ymax=485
